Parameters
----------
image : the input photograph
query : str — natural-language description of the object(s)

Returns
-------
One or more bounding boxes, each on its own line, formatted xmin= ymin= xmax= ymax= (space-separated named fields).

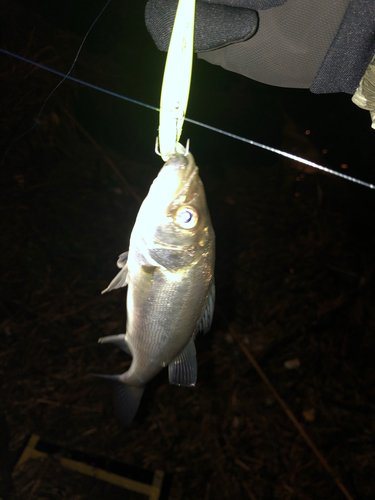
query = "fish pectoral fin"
xmin=101 ymin=265 xmax=129 ymax=294
xmin=195 ymin=278 xmax=215 ymax=335
xmin=92 ymin=374 xmax=144 ymax=426
xmin=116 ymin=251 xmax=129 ymax=269
xmin=168 ymin=340 xmax=197 ymax=387
xmin=98 ymin=334 xmax=131 ymax=356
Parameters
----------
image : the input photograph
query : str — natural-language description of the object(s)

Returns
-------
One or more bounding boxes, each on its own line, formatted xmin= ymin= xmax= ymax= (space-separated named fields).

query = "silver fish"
xmin=97 ymin=143 xmax=215 ymax=424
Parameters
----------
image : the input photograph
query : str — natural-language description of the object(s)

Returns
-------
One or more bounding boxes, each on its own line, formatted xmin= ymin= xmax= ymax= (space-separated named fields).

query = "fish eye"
xmin=174 ymin=205 xmax=199 ymax=229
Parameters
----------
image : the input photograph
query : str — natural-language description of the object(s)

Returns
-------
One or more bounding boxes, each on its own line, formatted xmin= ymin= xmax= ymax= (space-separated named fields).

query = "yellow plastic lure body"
xmin=158 ymin=0 xmax=195 ymax=160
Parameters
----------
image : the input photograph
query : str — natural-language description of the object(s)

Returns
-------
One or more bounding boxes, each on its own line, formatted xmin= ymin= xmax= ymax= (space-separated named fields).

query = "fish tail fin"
xmin=93 ymin=374 xmax=144 ymax=425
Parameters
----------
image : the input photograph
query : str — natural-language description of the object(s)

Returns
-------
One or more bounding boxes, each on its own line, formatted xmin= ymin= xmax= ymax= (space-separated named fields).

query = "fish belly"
xmin=124 ymin=265 xmax=209 ymax=386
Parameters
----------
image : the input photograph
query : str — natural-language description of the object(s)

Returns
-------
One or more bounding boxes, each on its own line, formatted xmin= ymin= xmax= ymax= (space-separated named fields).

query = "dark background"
xmin=1 ymin=1 xmax=375 ymax=499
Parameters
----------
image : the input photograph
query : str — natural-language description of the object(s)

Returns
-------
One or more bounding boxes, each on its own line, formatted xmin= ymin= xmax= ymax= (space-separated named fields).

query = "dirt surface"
xmin=1 ymin=2 xmax=375 ymax=499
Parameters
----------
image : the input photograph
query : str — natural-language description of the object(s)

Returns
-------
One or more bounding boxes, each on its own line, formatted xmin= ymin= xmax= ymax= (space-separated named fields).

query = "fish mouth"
xmin=164 ymin=146 xmax=196 ymax=176
xmin=165 ymin=152 xmax=199 ymax=201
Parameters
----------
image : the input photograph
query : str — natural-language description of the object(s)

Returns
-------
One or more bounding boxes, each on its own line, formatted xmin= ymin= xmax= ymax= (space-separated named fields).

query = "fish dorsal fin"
xmin=196 ymin=279 xmax=215 ymax=335
xmin=101 ymin=252 xmax=129 ymax=294
xmin=168 ymin=340 xmax=197 ymax=387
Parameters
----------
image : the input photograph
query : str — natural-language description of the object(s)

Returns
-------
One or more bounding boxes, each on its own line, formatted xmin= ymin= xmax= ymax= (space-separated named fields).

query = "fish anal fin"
xmin=168 ymin=340 xmax=197 ymax=387
xmin=98 ymin=334 xmax=131 ymax=356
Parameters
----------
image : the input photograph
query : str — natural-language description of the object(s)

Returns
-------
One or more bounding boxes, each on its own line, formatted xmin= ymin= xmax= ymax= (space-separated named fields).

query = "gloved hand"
xmin=145 ymin=0 xmax=350 ymax=90
xmin=145 ymin=0 xmax=375 ymax=101
xmin=145 ymin=0 xmax=287 ymax=53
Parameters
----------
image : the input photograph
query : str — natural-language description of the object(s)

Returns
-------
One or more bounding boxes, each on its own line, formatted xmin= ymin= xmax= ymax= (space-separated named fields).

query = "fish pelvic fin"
xmin=101 ymin=264 xmax=129 ymax=294
xmin=168 ymin=340 xmax=197 ymax=387
xmin=93 ymin=374 xmax=144 ymax=426
xmin=101 ymin=251 xmax=129 ymax=294
xmin=116 ymin=251 xmax=129 ymax=268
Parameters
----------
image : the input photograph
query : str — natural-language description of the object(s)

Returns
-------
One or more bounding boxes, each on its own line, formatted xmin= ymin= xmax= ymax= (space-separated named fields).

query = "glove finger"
xmin=145 ymin=0 xmax=259 ymax=52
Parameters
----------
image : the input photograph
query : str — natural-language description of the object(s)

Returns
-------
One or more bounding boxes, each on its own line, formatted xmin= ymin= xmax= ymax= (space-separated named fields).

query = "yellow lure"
xmin=158 ymin=0 xmax=195 ymax=160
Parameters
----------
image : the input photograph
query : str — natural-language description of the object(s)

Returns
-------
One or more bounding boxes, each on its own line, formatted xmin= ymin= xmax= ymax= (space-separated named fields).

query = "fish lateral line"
xmin=1 ymin=49 xmax=374 ymax=190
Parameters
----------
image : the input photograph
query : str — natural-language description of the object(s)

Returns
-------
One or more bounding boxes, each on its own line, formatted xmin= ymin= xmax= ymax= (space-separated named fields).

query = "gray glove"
xmin=147 ymin=1 xmax=375 ymax=96
xmin=145 ymin=0 xmax=350 ymax=89
xmin=145 ymin=0 xmax=287 ymax=53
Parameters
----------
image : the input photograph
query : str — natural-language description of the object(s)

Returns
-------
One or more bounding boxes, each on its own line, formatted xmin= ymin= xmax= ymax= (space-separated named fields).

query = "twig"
xmin=217 ymin=307 xmax=354 ymax=500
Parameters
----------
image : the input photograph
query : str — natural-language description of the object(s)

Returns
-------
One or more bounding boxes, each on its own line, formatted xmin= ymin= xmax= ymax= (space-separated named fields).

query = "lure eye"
xmin=175 ymin=206 xmax=199 ymax=229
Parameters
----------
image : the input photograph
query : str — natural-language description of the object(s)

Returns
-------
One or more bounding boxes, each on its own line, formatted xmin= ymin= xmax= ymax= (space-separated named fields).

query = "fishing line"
xmin=0 ymin=49 xmax=159 ymax=113
xmin=1 ymin=48 xmax=374 ymax=191
xmin=0 ymin=0 xmax=112 ymax=164
xmin=185 ymin=118 xmax=375 ymax=190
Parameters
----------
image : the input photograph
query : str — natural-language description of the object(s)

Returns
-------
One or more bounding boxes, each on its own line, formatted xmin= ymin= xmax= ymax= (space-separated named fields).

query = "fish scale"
xmin=126 ymin=269 xmax=207 ymax=383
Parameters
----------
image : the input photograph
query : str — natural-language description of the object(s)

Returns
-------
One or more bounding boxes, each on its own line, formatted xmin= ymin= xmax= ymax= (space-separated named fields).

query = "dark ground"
xmin=1 ymin=1 xmax=375 ymax=499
